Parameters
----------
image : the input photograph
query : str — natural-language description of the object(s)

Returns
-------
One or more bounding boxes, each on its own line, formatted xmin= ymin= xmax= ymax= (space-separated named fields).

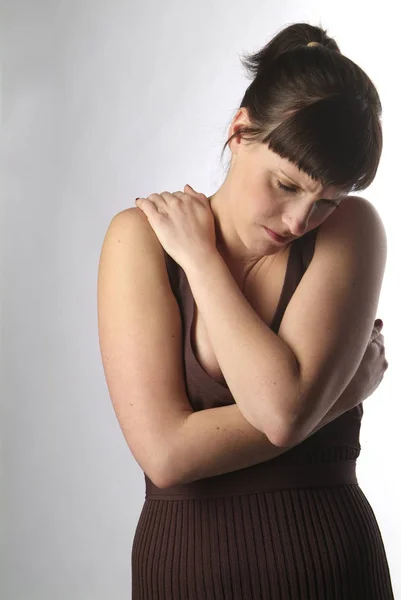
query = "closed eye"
xmin=277 ymin=181 xmax=297 ymax=193
xmin=277 ymin=180 xmax=341 ymax=207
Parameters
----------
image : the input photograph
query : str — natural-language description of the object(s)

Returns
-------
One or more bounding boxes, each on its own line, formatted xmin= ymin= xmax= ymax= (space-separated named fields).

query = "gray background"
xmin=2 ymin=0 xmax=399 ymax=598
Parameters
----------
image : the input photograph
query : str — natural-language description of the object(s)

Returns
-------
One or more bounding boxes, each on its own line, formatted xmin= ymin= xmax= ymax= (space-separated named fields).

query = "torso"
xmin=189 ymin=244 xmax=292 ymax=385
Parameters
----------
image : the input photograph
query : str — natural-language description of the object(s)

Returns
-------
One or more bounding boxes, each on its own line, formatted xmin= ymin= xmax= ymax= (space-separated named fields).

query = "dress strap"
xmin=301 ymin=226 xmax=319 ymax=271
xmin=270 ymin=227 xmax=320 ymax=333
xmin=162 ymin=248 xmax=181 ymax=302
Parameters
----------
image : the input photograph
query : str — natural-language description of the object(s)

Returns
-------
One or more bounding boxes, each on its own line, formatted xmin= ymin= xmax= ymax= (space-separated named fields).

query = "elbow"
xmin=151 ymin=455 xmax=175 ymax=490
xmin=152 ymin=471 xmax=171 ymax=490
xmin=135 ymin=453 xmax=175 ymax=491
xmin=149 ymin=462 xmax=174 ymax=490
xmin=270 ymin=402 xmax=309 ymax=447
xmin=152 ymin=412 xmax=192 ymax=489
xmin=157 ymin=466 xmax=186 ymax=490
xmin=151 ymin=448 xmax=182 ymax=490
xmin=262 ymin=408 xmax=295 ymax=447
xmin=264 ymin=361 xmax=303 ymax=448
xmin=266 ymin=421 xmax=296 ymax=448
xmin=269 ymin=408 xmax=308 ymax=448
xmin=264 ymin=398 xmax=303 ymax=448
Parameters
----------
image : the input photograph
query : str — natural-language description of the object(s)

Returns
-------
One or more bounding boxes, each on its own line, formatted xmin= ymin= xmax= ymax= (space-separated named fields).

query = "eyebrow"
xmin=278 ymin=169 xmax=319 ymax=193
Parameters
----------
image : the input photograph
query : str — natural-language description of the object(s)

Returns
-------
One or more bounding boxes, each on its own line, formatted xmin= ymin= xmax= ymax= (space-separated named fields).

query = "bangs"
xmin=263 ymin=94 xmax=382 ymax=193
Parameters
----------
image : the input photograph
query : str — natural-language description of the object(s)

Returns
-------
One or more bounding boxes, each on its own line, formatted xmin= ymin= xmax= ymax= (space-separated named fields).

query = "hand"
xmin=349 ymin=319 xmax=389 ymax=405
xmin=135 ymin=184 xmax=217 ymax=271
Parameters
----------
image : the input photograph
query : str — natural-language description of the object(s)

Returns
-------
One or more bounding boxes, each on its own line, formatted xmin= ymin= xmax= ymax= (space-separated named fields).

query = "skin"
xmin=207 ymin=107 xmax=350 ymax=286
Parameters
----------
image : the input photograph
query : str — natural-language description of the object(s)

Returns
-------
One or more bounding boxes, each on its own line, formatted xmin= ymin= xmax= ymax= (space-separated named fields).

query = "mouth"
xmin=263 ymin=227 xmax=291 ymax=243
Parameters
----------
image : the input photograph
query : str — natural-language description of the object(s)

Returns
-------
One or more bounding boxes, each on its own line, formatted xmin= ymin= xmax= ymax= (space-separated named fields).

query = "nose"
xmin=282 ymin=206 xmax=313 ymax=237
xmin=282 ymin=216 xmax=309 ymax=237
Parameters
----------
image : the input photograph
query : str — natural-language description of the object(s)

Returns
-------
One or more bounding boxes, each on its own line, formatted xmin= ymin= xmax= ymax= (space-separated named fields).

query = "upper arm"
xmin=97 ymin=207 xmax=193 ymax=488
xmin=274 ymin=196 xmax=387 ymax=445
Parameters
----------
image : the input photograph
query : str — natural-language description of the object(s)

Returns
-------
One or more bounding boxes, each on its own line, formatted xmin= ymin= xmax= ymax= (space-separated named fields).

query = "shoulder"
xmin=109 ymin=206 xmax=157 ymax=242
xmin=107 ymin=206 xmax=169 ymax=263
xmin=315 ymin=195 xmax=387 ymax=252
xmin=101 ymin=207 xmax=173 ymax=289
xmin=307 ymin=194 xmax=387 ymax=304
xmin=306 ymin=195 xmax=387 ymax=284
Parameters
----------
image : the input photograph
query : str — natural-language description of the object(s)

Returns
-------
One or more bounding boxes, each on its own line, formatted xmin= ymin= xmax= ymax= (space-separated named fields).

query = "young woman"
xmin=97 ymin=22 xmax=393 ymax=599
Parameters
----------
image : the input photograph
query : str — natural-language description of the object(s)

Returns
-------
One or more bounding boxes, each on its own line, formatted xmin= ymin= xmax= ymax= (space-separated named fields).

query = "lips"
xmin=263 ymin=226 xmax=292 ymax=243
xmin=270 ymin=229 xmax=290 ymax=238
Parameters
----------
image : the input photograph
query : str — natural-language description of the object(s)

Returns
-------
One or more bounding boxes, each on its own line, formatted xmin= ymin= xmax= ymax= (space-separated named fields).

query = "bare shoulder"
xmin=110 ymin=205 xmax=159 ymax=236
xmin=309 ymin=194 xmax=387 ymax=297
xmin=316 ymin=194 xmax=387 ymax=254
xmin=110 ymin=206 xmax=160 ymax=246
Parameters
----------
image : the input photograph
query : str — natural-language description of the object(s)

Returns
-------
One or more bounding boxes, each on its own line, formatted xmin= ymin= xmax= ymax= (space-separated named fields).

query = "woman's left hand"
xmin=135 ymin=184 xmax=217 ymax=271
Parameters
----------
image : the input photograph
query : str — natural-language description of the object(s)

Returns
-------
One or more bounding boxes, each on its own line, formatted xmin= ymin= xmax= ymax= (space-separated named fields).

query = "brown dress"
xmin=131 ymin=227 xmax=394 ymax=599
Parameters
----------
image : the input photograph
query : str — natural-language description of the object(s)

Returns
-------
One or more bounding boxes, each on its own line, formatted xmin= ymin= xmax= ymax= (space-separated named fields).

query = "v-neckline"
xmin=185 ymin=240 xmax=299 ymax=392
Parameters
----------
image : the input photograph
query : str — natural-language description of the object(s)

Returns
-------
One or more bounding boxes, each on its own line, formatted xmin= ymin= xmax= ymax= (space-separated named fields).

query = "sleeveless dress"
xmin=131 ymin=227 xmax=394 ymax=599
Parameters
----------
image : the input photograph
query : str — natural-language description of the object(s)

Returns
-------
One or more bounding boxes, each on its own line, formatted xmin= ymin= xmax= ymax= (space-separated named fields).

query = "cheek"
xmin=254 ymin=191 xmax=275 ymax=214
xmin=245 ymin=192 xmax=268 ymax=215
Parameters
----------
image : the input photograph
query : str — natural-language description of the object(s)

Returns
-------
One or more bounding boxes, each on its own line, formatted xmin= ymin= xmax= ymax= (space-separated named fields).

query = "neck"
xmin=207 ymin=190 xmax=275 ymax=291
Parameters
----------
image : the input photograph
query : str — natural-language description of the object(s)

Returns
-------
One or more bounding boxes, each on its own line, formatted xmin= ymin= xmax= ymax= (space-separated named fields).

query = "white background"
xmin=2 ymin=0 xmax=400 ymax=598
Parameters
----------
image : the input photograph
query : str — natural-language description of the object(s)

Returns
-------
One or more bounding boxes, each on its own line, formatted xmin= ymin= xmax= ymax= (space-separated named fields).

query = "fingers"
xmin=370 ymin=329 xmax=384 ymax=344
xmin=370 ymin=318 xmax=384 ymax=343
xmin=185 ymin=184 xmax=199 ymax=194
xmin=370 ymin=330 xmax=383 ymax=343
xmin=373 ymin=319 xmax=383 ymax=333
xmin=184 ymin=184 xmax=208 ymax=201
xmin=136 ymin=188 xmax=204 ymax=206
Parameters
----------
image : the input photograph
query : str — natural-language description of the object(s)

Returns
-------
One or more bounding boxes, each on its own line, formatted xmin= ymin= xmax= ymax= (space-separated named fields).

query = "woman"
xmin=97 ymin=22 xmax=394 ymax=599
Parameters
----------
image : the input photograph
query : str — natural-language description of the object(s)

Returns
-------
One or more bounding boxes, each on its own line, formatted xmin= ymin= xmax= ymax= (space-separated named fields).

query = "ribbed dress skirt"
xmin=131 ymin=466 xmax=394 ymax=599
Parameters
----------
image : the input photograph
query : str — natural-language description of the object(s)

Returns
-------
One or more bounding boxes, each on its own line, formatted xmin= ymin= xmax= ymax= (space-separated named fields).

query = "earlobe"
xmin=229 ymin=108 xmax=251 ymax=147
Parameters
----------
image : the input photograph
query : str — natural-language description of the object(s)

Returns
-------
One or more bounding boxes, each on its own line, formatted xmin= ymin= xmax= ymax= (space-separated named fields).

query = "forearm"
xmin=167 ymin=403 xmax=288 ymax=487
xmin=184 ymin=253 xmax=299 ymax=441
xmin=167 ymin=382 xmax=360 ymax=487
xmin=293 ymin=375 xmax=362 ymax=444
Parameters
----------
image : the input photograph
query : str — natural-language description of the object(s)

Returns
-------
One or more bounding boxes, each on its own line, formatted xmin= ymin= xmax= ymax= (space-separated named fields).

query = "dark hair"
xmin=221 ymin=22 xmax=383 ymax=194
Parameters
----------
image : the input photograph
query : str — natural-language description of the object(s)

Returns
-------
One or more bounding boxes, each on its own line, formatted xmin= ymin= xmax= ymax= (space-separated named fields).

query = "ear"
xmin=228 ymin=107 xmax=250 ymax=149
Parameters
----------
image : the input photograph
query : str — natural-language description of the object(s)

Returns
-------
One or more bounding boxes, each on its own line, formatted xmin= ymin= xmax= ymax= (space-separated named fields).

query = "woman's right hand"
xmin=349 ymin=319 xmax=389 ymax=405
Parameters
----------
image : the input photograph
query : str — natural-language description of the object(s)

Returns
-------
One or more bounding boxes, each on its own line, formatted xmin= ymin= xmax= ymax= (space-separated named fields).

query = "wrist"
xmin=183 ymin=250 xmax=225 ymax=280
